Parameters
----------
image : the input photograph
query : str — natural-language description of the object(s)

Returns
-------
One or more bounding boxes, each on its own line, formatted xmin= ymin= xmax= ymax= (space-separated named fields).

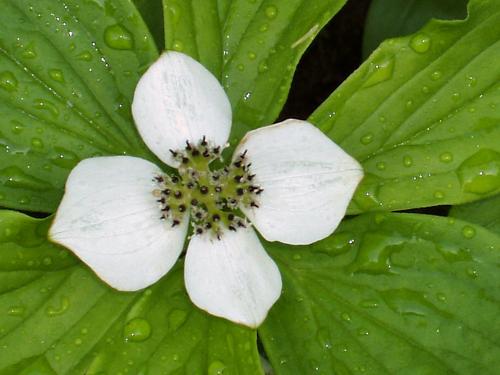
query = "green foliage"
xmin=311 ymin=0 xmax=500 ymax=213
xmin=163 ymin=0 xmax=347 ymax=141
xmin=0 ymin=211 xmax=262 ymax=375
xmin=133 ymin=0 xmax=165 ymax=49
xmin=362 ymin=0 xmax=469 ymax=58
xmin=450 ymin=194 xmax=500 ymax=234
xmin=260 ymin=213 xmax=500 ymax=374
xmin=0 ymin=0 xmax=158 ymax=213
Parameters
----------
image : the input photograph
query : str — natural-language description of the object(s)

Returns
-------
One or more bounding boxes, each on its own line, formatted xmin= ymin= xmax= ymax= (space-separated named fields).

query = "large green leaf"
xmin=163 ymin=0 xmax=347 ymax=141
xmin=0 ymin=210 xmax=263 ymax=374
xmin=310 ymin=0 xmax=500 ymax=214
xmin=259 ymin=212 xmax=500 ymax=374
xmin=450 ymin=194 xmax=500 ymax=234
xmin=362 ymin=0 xmax=468 ymax=58
xmin=0 ymin=0 xmax=158 ymax=213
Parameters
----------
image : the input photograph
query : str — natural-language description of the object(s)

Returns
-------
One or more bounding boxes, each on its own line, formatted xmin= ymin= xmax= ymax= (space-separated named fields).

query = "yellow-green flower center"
xmin=152 ymin=138 xmax=262 ymax=239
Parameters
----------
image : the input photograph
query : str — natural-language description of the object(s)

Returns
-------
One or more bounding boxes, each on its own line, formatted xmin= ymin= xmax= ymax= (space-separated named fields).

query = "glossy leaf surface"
xmin=260 ymin=212 xmax=500 ymax=374
xmin=0 ymin=0 xmax=158 ymax=213
xmin=0 ymin=211 xmax=263 ymax=375
xmin=311 ymin=0 xmax=500 ymax=213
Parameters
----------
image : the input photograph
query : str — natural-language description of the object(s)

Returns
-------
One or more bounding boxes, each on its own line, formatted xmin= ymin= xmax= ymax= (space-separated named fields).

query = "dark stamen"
xmin=200 ymin=186 xmax=209 ymax=194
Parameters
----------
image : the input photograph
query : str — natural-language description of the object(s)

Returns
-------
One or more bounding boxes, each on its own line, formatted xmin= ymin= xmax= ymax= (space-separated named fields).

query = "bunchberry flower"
xmin=49 ymin=52 xmax=363 ymax=327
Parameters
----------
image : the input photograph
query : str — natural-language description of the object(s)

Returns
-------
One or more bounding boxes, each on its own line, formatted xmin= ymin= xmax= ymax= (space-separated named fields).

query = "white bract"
xmin=49 ymin=51 xmax=363 ymax=328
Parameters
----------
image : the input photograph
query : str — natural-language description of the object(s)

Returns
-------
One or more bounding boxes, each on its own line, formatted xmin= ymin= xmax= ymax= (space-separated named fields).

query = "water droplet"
xmin=46 ymin=296 xmax=70 ymax=316
xmin=466 ymin=75 xmax=477 ymax=87
xmin=362 ymin=56 xmax=394 ymax=88
xmin=360 ymin=133 xmax=373 ymax=145
xmin=409 ymin=33 xmax=431 ymax=53
xmin=258 ymin=61 xmax=268 ymax=73
xmin=340 ymin=312 xmax=351 ymax=322
xmin=405 ymin=99 xmax=413 ymax=109
xmin=430 ymin=70 xmax=442 ymax=81
xmin=451 ymin=92 xmax=460 ymax=102
xmin=359 ymin=299 xmax=379 ymax=308
xmin=462 ymin=225 xmax=476 ymax=239
xmin=74 ymin=338 xmax=83 ymax=346
xmin=0 ymin=166 xmax=51 ymax=191
xmin=353 ymin=174 xmax=382 ymax=211
xmin=292 ymin=253 xmax=302 ymax=260
xmin=439 ymin=152 xmax=453 ymax=163
xmin=172 ymin=40 xmax=183 ymax=51
xmin=208 ymin=360 xmax=226 ymax=375
xmin=0 ymin=71 xmax=18 ymax=92
xmin=376 ymin=162 xmax=386 ymax=170
xmin=265 ymin=5 xmax=278 ymax=19
xmin=49 ymin=69 xmax=65 ymax=83
xmin=21 ymin=45 xmax=37 ymax=59
xmin=259 ymin=23 xmax=269 ymax=32
xmin=357 ymin=328 xmax=369 ymax=336
xmin=403 ymin=155 xmax=413 ymax=167
xmin=422 ymin=85 xmax=430 ymax=94
xmin=7 ymin=305 xmax=25 ymax=316
xmin=76 ymin=51 xmax=93 ymax=61
xmin=242 ymin=91 xmax=252 ymax=101
xmin=166 ymin=3 xmax=181 ymax=23
xmin=168 ymin=309 xmax=187 ymax=331
xmin=31 ymin=137 xmax=44 ymax=150
xmin=50 ymin=147 xmax=79 ymax=169
xmin=42 ymin=257 xmax=53 ymax=266
xmin=457 ymin=149 xmax=500 ymax=194
xmin=247 ymin=51 xmax=256 ymax=60
xmin=237 ymin=63 xmax=244 ymax=71
xmin=436 ymin=293 xmax=447 ymax=302
xmin=433 ymin=191 xmax=444 ymax=199
xmin=33 ymin=99 xmax=59 ymax=118
xmin=123 ymin=318 xmax=151 ymax=342
xmin=104 ymin=24 xmax=134 ymax=50
xmin=11 ymin=121 xmax=24 ymax=134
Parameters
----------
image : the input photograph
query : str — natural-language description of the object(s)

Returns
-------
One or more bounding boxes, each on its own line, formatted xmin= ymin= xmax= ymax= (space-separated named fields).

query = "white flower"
xmin=49 ymin=52 xmax=363 ymax=328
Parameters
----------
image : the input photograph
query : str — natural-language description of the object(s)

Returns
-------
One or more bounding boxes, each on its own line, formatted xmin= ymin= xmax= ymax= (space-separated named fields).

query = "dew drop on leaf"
xmin=439 ymin=152 xmax=454 ymax=163
xmin=33 ymin=99 xmax=60 ymax=118
xmin=123 ymin=317 xmax=152 ymax=342
xmin=430 ymin=70 xmax=442 ymax=81
xmin=7 ymin=305 xmax=25 ymax=317
xmin=208 ymin=360 xmax=226 ymax=375
xmin=0 ymin=71 xmax=18 ymax=92
xmin=461 ymin=225 xmax=476 ymax=239
xmin=265 ymin=5 xmax=278 ymax=19
xmin=168 ymin=309 xmax=187 ymax=331
xmin=76 ymin=51 xmax=93 ymax=61
xmin=48 ymin=69 xmax=65 ymax=83
xmin=409 ymin=33 xmax=431 ymax=53
xmin=362 ymin=56 xmax=394 ymax=88
xmin=172 ymin=39 xmax=183 ymax=51
xmin=0 ymin=166 xmax=51 ymax=191
xmin=46 ymin=296 xmax=70 ymax=316
xmin=50 ymin=147 xmax=79 ymax=169
xmin=457 ymin=149 xmax=500 ymax=194
xmin=104 ymin=24 xmax=134 ymax=50
xmin=360 ymin=133 xmax=373 ymax=145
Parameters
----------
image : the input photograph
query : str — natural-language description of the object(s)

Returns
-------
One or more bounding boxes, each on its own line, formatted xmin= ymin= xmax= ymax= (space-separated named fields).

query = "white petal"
xmin=235 ymin=119 xmax=363 ymax=245
xmin=132 ymin=51 xmax=232 ymax=167
xmin=184 ymin=227 xmax=282 ymax=328
xmin=49 ymin=156 xmax=188 ymax=291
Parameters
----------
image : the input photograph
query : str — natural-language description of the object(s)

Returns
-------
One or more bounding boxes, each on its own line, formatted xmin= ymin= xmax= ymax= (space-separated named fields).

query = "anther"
xmin=228 ymin=214 xmax=235 ymax=221
xmin=169 ymin=149 xmax=177 ymax=157
xmin=162 ymin=188 xmax=171 ymax=195
xmin=191 ymin=148 xmax=200 ymax=157
xmin=191 ymin=198 xmax=198 ymax=206
xmin=212 ymin=214 xmax=220 ymax=222
xmin=201 ymin=136 xmax=207 ymax=146
xmin=178 ymin=204 xmax=186 ymax=212
xmin=187 ymin=182 xmax=195 ymax=189
xmin=213 ymin=146 xmax=220 ymax=154
xmin=205 ymin=222 xmax=212 ymax=229
xmin=162 ymin=205 xmax=170 ymax=212
xmin=240 ymin=150 xmax=247 ymax=158
xmin=228 ymin=225 xmax=236 ymax=231
xmin=171 ymin=176 xmax=179 ymax=183
xmin=248 ymin=174 xmax=255 ymax=181
xmin=236 ymin=188 xmax=244 ymax=196
xmin=185 ymin=140 xmax=192 ymax=150
xmin=256 ymin=188 xmax=264 ymax=195
xmin=200 ymin=186 xmax=209 ymax=194
xmin=237 ymin=220 xmax=246 ymax=228
xmin=195 ymin=212 xmax=203 ymax=219
xmin=157 ymin=197 xmax=165 ymax=204
xmin=172 ymin=219 xmax=180 ymax=227
xmin=203 ymin=149 xmax=210 ymax=158
xmin=215 ymin=186 xmax=222 ymax=193
xmin=154 ymin=176 xmax=164 ymax=183
xmin=196 ymin=227 xmax=203 ymax=234
xmin=233 ymin=161 xmax=242 ymax=168
xmin=234 ymin=175 xmax=243 ymax=183
xmin=174 ymin=191 xmax=182 ymax=199
xmin=250 ymin=201 xmax=259 ymax=208
xmin=182 ymin=157 xmax=189 ymax=164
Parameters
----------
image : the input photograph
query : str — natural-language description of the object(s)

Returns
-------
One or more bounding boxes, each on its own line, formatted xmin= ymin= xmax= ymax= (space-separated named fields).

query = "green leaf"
xmin=449 ymin=194 xmax=500 ymax=234
xmin=310 ymin=0 xmax=500 ymax=214
xmin=0 ymin=0 xmax=159 ymax=213
xmin=134 ymin=0 xmax=165 ymax=49
xmin=259 ymin=212 xmax=500 ymax=374
xmin=163 ymin=0 xmax=347 ymax=141
xmin=362 ymin=0 xmax=468 ymax=59
xmin=0 ymin=210 xmax=263 ymax=375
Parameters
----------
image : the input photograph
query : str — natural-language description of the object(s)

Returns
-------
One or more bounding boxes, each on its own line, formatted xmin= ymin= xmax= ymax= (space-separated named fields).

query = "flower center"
xmin=152 ymin=137 xmax=262 ymax=239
